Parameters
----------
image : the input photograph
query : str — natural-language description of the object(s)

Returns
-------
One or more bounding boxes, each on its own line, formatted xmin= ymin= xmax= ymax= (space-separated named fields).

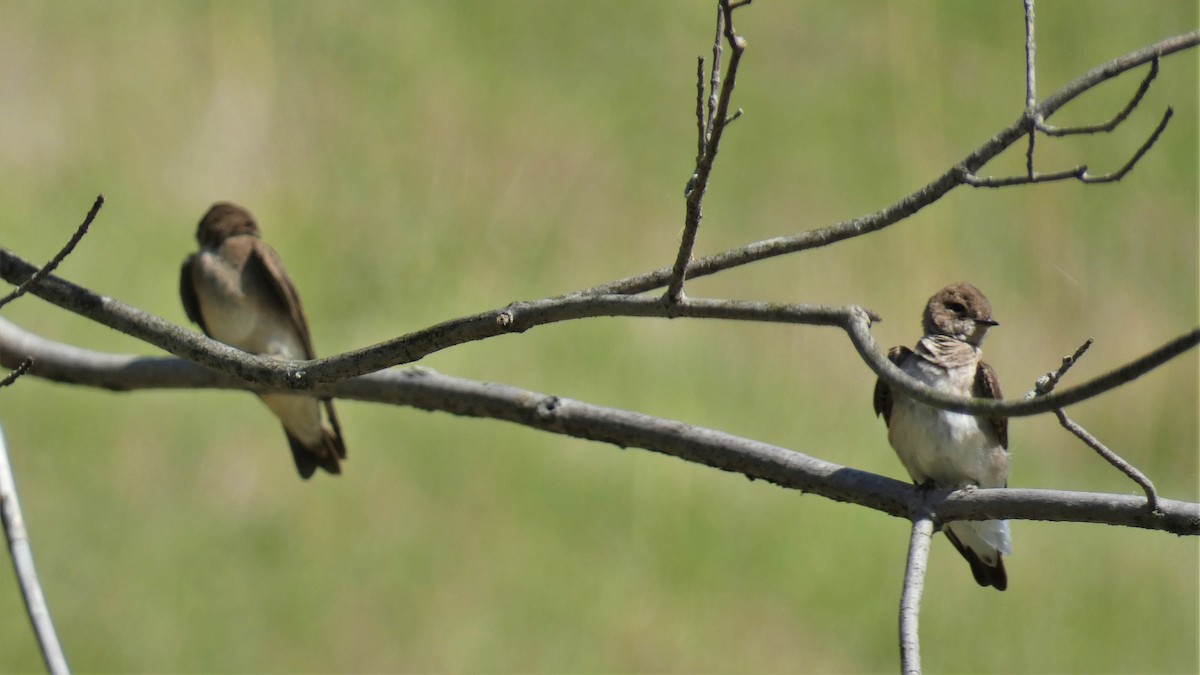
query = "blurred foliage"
xmin=1 ymin=1 xmax=1196 ymax=672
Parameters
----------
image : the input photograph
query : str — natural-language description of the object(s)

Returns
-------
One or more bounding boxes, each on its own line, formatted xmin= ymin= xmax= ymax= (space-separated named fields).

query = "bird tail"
xmin=285 ymin=427 xmax=344 ymax=479
xmin=944 ymin=520 xmax=1010 ymax=591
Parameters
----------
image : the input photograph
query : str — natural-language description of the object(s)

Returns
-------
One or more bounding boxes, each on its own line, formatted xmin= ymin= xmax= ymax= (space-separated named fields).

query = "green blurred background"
xmin=1 ymin=1 xmax=1196 ymax=672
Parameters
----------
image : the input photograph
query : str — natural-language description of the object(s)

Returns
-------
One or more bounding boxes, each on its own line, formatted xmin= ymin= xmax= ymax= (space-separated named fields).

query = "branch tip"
xmin=0 ymin=357 xmax=34 ymax=388
xmin=0 ymin=194 xmax=105 ymax=310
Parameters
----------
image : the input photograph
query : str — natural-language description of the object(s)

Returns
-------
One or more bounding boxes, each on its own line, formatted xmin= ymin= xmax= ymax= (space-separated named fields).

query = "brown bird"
xmin=873 ymin=282 xmax=1010 ymax=590
xmin=180 ymin=202 xmax=346 ymax=478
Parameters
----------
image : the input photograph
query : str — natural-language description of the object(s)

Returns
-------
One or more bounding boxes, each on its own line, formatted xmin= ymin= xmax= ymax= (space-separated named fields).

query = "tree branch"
xmin=668 ymin=0 xmax=749 ymax=301
xmin=3 ymin=249 xmax=1196 ymax=419
xmin=0 ymin=423 xmax=70 ymax=674
xmin=1037 ymin=56 xmax=1160 ymax=136
xmin=0 ymin=194 xmax=103 ymax=311
xmin=1 ymin=320 xmax=1196 ymax=536
xmin=899 ymin=516 xmax=933 ymax=675
xmin=0 ymin=357 xmax=32 ymax=388
xmin=576 ymin=30 xmax=1199 ymax=297
xmin=1029 ymin=339 xmax=1161 ymax=512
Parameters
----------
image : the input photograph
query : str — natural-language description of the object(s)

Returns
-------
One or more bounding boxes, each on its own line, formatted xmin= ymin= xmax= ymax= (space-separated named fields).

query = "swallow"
xmin=874 ymin=282 xmax=1010 ymax=589
xmin=180 ymin=202 xmax=346 ymax=478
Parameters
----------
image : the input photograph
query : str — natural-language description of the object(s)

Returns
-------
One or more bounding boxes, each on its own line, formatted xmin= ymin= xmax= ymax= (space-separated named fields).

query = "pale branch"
xmin=668 ymin=0 xmax=748 ymax=301
xmin=1023 ymin=0 xmax=1037 ymax=179
xmin=0 ymin=194 xmax=103 ymax=311
xmin=0 ymin=423 xmax=70 ymax=674
xmin=1029 ymin=339 xmax=1160 ymax=512
xmin=1 ymin=250 xmax=1196 ymax=419
xmin=575 ymin=31 xmax=1199 ymax=297
xmin=0 ymin=320 xmax=1196 ymax=536
xmin=899 ymin=516 xmax=933 ymax=675
xmin=693 ymin=56 xmax=705 ymax=163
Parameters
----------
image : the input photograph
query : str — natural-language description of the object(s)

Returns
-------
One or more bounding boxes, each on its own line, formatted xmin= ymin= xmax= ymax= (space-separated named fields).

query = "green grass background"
xmin=1 ymin=1 xmax=1196 ymax=672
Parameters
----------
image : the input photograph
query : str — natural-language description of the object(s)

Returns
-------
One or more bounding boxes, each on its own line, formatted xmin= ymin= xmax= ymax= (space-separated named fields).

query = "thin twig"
xmin=960 ymin=165 xmax=1087 ymax=187
xmin=1029 ymin=338 xmax=1093 ymax=396
xmin=1055 ymin=411 xmax=1160 ymax=512
xmin=667 ymin=0 xmax=749 ymax=302
xmin=0 ymin=357 xmax=32 ymax=388
xmin=0 ymin=194 xmax=103 ymax=311
xmin=1023 ymin=0 xmax=1037 ymax=179
xmin=706 ymin=3 xmax=724 ymax=141
xmin=694 ymin=56 xmax=706 ymax=166
xmin=1078 ymin=107 xmax=1173 ymax=183
xmin=1028 ymin=339 xmax=1160 ymax=512
xmin=899 ymin=516 xmax=934 ymax=675
xmin=966 ymin=102 xmax=1172 ymax=187
xmin=0 ymin=423 xmax=70 ymax=674
xmin=1038 ymin=56 xmax=1160 ymax=136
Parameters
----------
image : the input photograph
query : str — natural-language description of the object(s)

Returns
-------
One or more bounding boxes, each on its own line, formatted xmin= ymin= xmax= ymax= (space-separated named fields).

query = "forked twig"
xmin=969 ymin=0 xmax=1173 ymax=188
xmin=1037 ymin=57 xmax=1161 ymax=135
xmin=668 ymin=0 xmax=749 ymax=302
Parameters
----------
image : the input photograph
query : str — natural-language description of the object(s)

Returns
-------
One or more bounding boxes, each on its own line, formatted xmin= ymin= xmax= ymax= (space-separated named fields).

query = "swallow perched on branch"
xmin=180 ymin=202 xmax=346 ymax=478
xmin=874 ymin=282 xmax=1010 ymax=590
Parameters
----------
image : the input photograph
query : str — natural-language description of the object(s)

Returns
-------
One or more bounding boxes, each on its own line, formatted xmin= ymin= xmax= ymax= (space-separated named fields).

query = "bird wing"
xmin=178 ymin=254 xmax=210 ymax=334
xmin=245 ymin=240 xmax=318 ymax=359
xmin=873 ymin=345 xmax=913 ymax=426
xmin=974 ymin=359 xmax=1008 ymax=449
xmin=246 ymin=240 xmax=347 ymax=460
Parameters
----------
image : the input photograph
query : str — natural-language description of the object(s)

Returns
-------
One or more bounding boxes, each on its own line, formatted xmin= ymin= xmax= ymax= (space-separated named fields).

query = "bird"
xmin=873 ymin=282 xmax=1010 ymax=590
xmin=180 ymin=202 xmax=346 ymax=479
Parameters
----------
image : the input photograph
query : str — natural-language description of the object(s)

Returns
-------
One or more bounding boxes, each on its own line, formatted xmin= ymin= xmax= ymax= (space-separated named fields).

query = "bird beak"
xmin=978 ymin=318 xmax=999 ymax=327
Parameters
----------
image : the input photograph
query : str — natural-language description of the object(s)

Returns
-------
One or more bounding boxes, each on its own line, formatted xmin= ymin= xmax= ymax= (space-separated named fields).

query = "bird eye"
xmin=944 ymin=301 xmax=966 ymax=315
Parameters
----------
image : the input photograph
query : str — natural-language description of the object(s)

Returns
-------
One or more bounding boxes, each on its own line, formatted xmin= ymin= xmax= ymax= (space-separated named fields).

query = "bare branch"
xmin=1055 ymin=411 xmax=1160 ymax=512
xmin=1029 ymin=338 xmax=1093 ymax=396
xmin=960 ymin=165 xmax=1087 ymax=187
xmin=706 ymin=3 xmax=723 ymax=140
xmin=579 ymin=31 xmax=1199 ymax=297
xmin=0 ymin=357 xmax=32 ymax=388
xmin=899 ymin=516 xmax=934 ymax=675
xmin=694 ymin=56 xmax=705 ymax=164
xmin=667 ymin=0 xmax=749 ymax=301
xmin=1 ymin=319 xmax=1197 ymax=536
xmin=1023 ymin=0 xmax=1037 ymax=179
xmin=845 ymin=313 xmax=1199 ymax=418
xmin=2 ymin=249 xmax=1195 ymax=418
xmin=1029 ymin=339 xmax=1160 ymax=512
xmin=0 ymin=423 xmax=70 ymax=674
xmin=1037 ymin=56 xmax=1160 ymax=135
xmin=1077 ymin=106 xmax=1173 ymax=183
xmin=969 ymin=104 xmax=1174 ymax=187
xmin=0 ymin=194 xmax=104 ymax=311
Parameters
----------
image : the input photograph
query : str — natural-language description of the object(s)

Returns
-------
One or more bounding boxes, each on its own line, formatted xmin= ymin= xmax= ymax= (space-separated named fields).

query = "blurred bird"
xmin=180 ymin=202 xmax=346 ymax=479
xmin=873 ymin=282 xmax=1010 ymax=590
